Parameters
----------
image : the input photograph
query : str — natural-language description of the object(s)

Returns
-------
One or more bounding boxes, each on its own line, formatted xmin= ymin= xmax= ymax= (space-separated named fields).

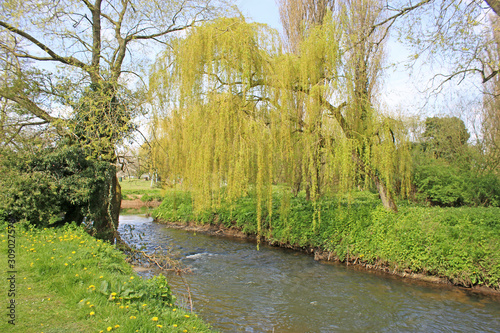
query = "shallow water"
xmin=118 ymin=215 xmax=500 ymax=332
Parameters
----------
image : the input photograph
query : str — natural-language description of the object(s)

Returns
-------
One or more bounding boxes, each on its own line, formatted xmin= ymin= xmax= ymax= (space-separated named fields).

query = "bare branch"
xmin=0 ymin=20 xmax=88 ymax=71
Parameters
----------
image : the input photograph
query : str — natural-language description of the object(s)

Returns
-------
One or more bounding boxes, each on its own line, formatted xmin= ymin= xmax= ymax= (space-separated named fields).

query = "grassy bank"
xmin=154 ymin=190 xmax=500 ymax=290
xmin=120 ymin=179 xmax=163 ymax=201
xmin=0 ymin=223 xmax=212 ymax=333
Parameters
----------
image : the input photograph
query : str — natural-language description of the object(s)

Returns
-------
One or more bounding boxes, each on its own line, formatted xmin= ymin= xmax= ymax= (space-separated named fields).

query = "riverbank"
xmin=120 ymin=178 xmax=163 ymax=215
xmin=153 ymin=190 xmax=500 ymax=294
xmin=0 ymin=223 xmax=213 ymax=332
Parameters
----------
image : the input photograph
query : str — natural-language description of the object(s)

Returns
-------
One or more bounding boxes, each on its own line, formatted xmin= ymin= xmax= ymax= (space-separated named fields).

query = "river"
xmin=118 ymin=215 xmax=500 ymax=332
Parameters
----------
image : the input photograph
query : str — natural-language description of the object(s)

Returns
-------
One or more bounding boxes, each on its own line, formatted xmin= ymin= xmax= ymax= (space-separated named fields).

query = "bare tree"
xmin=277 ymin=0 xmax=335 ymax=53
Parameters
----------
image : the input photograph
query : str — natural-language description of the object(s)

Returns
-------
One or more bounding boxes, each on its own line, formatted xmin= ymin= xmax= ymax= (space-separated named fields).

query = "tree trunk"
xmin=110 ymin=173 xmax=122 ymax=234
xmin=374 ymin=175 xmax=398 ymax=213
xmin=351 ymin=151 xmax=398 ymax=212
xmin=485 ymin=0 xmax=500 ymax=17
xmin=94 ymin=167 xmax=122 ymax=242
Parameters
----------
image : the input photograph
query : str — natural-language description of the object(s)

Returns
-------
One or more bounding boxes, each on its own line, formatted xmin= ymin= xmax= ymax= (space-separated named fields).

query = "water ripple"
xmin=119 ymin=215 xmax=500 ymax=333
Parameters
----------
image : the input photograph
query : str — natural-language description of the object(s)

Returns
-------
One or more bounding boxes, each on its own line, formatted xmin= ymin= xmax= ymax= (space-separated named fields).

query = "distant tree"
xmin=422 ymin=116 xmax=470 ymax=160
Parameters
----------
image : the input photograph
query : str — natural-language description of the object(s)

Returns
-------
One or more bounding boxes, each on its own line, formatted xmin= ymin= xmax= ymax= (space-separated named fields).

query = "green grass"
xmin=0 ymin=223 xmax=213 ymax=333
xmin=153 ymin=190 xmax=500 ymax=290
xmin=120 ymin=179 xmax=162 ymax=200
xmin=120 ymin=207 xmax=156 ymax=216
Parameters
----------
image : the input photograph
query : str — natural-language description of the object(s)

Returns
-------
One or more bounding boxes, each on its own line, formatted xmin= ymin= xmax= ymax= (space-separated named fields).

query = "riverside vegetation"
xmin=0 ymin=222 xmax=212 ymax=333
xmin=153 ymin=189 xmax=500 ymax=291
xmin=2 ymin=1 xmax=500 ymax=329
xmin=147 ymin=13 xmax=500 ymax=295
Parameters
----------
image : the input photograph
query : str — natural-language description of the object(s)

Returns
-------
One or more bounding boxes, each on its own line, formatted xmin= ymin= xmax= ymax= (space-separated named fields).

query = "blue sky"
xmin=237 ymin=0 xmax=282 ymax=31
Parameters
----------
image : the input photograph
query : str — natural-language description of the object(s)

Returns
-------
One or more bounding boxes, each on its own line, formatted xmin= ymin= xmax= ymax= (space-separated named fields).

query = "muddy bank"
xmin=155 ymin=219 xmax=500 ymax=297
xmin=121 ymin=198 xmax=162 ymax=209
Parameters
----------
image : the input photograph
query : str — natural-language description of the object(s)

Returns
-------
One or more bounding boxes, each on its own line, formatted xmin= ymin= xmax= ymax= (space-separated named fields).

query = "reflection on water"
xmin=119 ymin=215 xmax=500 ymax=332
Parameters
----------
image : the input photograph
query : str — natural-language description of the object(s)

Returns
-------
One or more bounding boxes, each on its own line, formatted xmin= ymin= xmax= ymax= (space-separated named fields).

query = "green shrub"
xmin=0 ymin=145 xmax=114 ymax=227
xmin=414 ymin=161 xmax=465 ymax=206
xmin=414 ymin=159 xmax=500 ymax=207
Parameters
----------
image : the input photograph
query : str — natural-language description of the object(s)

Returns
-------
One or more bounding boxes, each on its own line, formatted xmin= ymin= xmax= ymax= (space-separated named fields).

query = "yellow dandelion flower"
xmin=130 ymin=316 xmax=136 ymax=319
xmin=184 ymin=314 xmax=190 ymax=318
xmin=89 ymin=311 xmax=95 ymax=316
xmin=172 ymin=308 xmax=176 ymax=312
xmin=152 ymin=317 xmax=158 ymax=321
xmin=107 ymin=327 xmax=112 ymax=332
xmin=130 ymin=276 xmax=134 ymax=280
xmin=173 ymin=324 xmax=178 ymax=328
xmin=114 ymin=325 xmax=119 ymax=328
xmin=156 ymin=325 xmax=163 ymax=328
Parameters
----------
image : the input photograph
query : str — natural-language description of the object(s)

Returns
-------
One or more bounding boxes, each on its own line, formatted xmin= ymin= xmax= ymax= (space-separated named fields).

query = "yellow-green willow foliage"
xmin=149 ymin=14 xmax=411 ymax=238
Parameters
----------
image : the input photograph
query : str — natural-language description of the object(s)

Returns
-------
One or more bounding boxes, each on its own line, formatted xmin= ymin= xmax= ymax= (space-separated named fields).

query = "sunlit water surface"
xmin=119 ymin=215 xmax=500 ymax=332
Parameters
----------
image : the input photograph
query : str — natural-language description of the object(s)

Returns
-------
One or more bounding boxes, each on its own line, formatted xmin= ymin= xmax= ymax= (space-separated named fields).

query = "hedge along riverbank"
xmin=0 ymin=223 xmax=212 ymax=333
xmin=153 ymin=190 xmax=500 ymax=291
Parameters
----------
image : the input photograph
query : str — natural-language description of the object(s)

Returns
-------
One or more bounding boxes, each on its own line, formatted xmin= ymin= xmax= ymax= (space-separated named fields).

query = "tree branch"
xmin=0 ymin=20 xmax=89 ymax=71
xmin=484 ymin=0 xmax=500 ymax=16
xmin=0 ymin=94 xmax=57 ymax=124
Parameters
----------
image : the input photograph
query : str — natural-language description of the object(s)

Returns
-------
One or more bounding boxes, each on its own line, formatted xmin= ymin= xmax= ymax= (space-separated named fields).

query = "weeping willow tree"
xmin=150 ymin=8 xmax=411 ymax=239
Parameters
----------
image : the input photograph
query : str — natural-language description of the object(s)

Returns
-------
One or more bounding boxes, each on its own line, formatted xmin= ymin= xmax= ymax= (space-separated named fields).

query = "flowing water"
xmin=118 ymin=215 xmax=500 ymax=332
